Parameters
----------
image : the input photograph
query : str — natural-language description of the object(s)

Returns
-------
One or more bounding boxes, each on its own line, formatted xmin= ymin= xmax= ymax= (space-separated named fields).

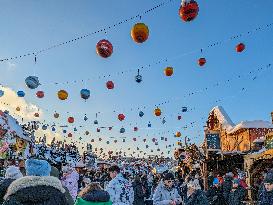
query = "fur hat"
xmin=163 ymin=172 xmax=175 ymax=181
xmin=264 ymin=171 xmax=273 ymax=184
xmin=5 ymin=166 xmax=23 ymax=179
xmin=25 ymin=159 xmax=51 ymax=176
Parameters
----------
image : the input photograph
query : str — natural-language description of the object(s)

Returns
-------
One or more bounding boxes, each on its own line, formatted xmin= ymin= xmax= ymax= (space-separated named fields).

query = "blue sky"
xmin=0 ymin=0 xmax=272 ymax=157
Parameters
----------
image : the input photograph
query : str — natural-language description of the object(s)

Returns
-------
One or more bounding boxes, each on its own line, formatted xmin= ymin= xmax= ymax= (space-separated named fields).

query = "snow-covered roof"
xmin=210 ymin=106 xmax=235 ymax=131
xmin=253 ymin=137 xmax=266 ymax=143
xmin=228 ymin=120 xmax=273 ymax=134
xmin=0 ymin=110 xmax=31 ymax=141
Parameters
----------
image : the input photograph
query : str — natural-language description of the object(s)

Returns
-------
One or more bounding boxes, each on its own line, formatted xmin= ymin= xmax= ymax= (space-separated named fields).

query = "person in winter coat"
xmin=0 ymin=166 xmax=23 ymax=203
xmin=62 ymin=165 xmax=80 ymax=201
xmin=105 ymin=165 xmax=134 ymax=205
xmin=228 ymin=179 xmax=246 ymax=205
xmin=184 ymin=179 xmax=208 ymax=205
xmin=153 ymin=172 xmax=182 ymax=205
xmin=258 ymin=171 xmax=273 ymax=205
xmin=132 ymin=176 xmax=145 ymax=205
xmin=222 ymin=172 xmax=233 ymax=202
xmin=75 ymin=182 xmax=112 ymax=205
xmin=3 ymin=159 xmax=69 ymax=205
xmin=206 ymin=178 xmax=227 ymax=205
xmin=207 ymin=172 xmax=214 ymax=188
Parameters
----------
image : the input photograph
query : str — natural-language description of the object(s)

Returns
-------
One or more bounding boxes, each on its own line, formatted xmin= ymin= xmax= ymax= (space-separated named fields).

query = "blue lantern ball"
xmin=80 ymin=89 xmax=90 ymax=100
xmin=94 ymin=120 xmax=98 ymax=125
xmin=17 ymin=91 xmax=25 ymax=97
xmin=84 ymin=115 xmax=88 ymax=121
xmin=42 ymin=125 xmax=47 ymax=130
xmin=120 ymin=128 xmax=125 ymax=133
xmin=25 ymin=76 xmax=40 ymax=89
xmin=0 ymin=90 xmax=4 ymax=97
xmin=52 ymin=127 xmax=56 ymax=132
xmin=63 ymin=130 xmax=67 ymax=134
xmin=139 ymin=111 xmax=144 ymax=117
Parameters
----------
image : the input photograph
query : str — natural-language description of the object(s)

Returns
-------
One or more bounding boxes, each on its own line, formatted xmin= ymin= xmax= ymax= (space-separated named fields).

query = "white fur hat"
xmin=5 ymin=166 xmax=23 ymax=179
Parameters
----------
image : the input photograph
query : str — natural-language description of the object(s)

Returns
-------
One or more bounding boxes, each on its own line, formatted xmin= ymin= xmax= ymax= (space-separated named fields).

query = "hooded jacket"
xmin=106 ymin=173 xmax=134 ymax=205
xmin=61 ymin=170 xmax=79 ymax=201
xmin=258 ymin=189 xmax=273 ymax=205
xmin=153 ymin=181 xmax=182 ymax=205
xmin=75 ymin=190 xmax=112 ymax=205
xmin=3 ymin=176 xmax=69 ymax=205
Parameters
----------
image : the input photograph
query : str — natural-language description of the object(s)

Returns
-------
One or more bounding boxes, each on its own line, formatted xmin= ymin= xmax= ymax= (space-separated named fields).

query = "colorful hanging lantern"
xmin=114 ymin=140 xmax=118 ymax=143
xmin=17 ymin=91 xmax=25 ymax=97
xmin=131 ymin=23 xmax=149 ymax=43
xmin=154 ymin=108 xmax=161 ymax=116
xmin=198 ymin=58 xmax=206 ymax=66
xmin=164 ymin=67 xmax=174 ymax=76
xmin=74 ymin=127 xmax=77 ymax=132
xmin=109 ymin=127 xmax=112 ymax=130
xmin=118 ymin=114 xmax=125 ymax=121
xmin=179 ymin=0 xmax=199 ymax=22
xmin=36 ymin=91 xmax=44 ymax=98
xmin=85 ymin=131 xmax=89 ymax=135
xmin=139 ymin=111 xmax=144 ymax=117
xmin=152 ymin=138 xmax=156 ymax=143
xmin=144 ymin=139 xmax=147 ymax=143
xmin=25 ymin=76 xmax=40 ymax=89
xmin=68 ymin=117 xmax=74 ymax=123
xmin=176 ymin=132 xmax=182 ymax=137
xmin=236 ymin=43 xmax=245 ymax=52
xmin=52 ymin=127 xmax=56 ymax=132
xmin=84 ymin=115 xmax=88 ymax=121
xmin=0 ymin=90 xmax=4 ymax=97
xmin=58 ymin=90 xmax=68 ymax=100
xmin=63 ymin=130 xmax=67 ymax=134
xmin=182 ymin=107 xmax=187 ymax=112
xmin=16 ymin=107 xmax=20 ymax=112
xmin=96 ymin=39 xmax=113 ymax=58
xmin=42 ymin=125 xmax=47 ymax=130
xmin=148 ymin=122 xmax=152 ymax=127
xmin=134 ymin=127 xmax=138 ymax=132
xmin=97 ymin=128 xmax=100 ymax=132
xmin=120 ymin=128 xmax=125 ymax=133
xmin=94 ymin=120 xmax=98 ymax=125
xmin=122 ymin=139 xmax=126 ymax=142
xmin=106 ymin=81 xmax=114 ymax=89
xmin=80 ymin=89 xmax=90 ymax=100
xmin=91 ymin=139 xmax=95 ymax=142
xmin=133 ymin=138 xmax=137 ymax=142
xmin=99 ymin=138 xmax=102 ymax=141
xmin=162 ymin=117 xmax=166 ymax=124
xmin=178 ymin=115 xmax=182 ymax=120
xmin=106 ymin=141 xmax=110 ymax=144
xmin=54 ymin=112 xmax=60 ymax=118
xmin=34 ymin=113 xmax=39 ymax=118
xmin=68 ymin=133 xmax=73 ymax=137
xmin=135 ymin=69 xmax=143 ymax=83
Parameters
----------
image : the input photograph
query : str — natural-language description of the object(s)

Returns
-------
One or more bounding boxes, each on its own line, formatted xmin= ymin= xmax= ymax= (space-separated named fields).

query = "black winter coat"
xmin=206 ymin=186 xmax=227 ymax=205
xmin=0 ymin=179 xmax=15 ymax=204
xmin=185 ymin=189 xmax=209 ymax=205
xmin=258 ymin=190 xmax=273 ymax=205
xmin=222 ymin=176 xmax=233 ymax=201
xmin=132 ymin=181 xmax=145 ymax=205
xmin=82 ymin=190 xmax=110 ymax=202
xmin=3 ymin=176 xmax=69 ymax=205
xmin=228 ymin=186 xmax=246 ymax=205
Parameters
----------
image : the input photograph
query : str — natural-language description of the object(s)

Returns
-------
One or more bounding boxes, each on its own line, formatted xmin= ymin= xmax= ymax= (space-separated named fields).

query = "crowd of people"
xmin=0 ymin=158 xmax=273 ymax=205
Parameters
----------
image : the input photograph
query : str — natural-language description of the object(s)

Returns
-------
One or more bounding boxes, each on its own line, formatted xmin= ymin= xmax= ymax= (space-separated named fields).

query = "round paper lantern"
xmin=198 ymin=58 xmax=206 ymax=66
xmin=36 ymin=91 xmax=44 ymax=98
xmin=134 ymin=127 xmax=138 ymax=132
xmin=106 ymin=141 xmax=110 ymax=144
xmin=74 ymin=127 xmax=77 ymax=132
xmin=114 ymin=140 xmax=118 ymax=143
xmin=154 ymin=108 xmax=161 ymax=116
xmin=68 ymin=117 xmax=74 ymax=123
xmin=131 ymin=23 xmax=149 ymax=43
xmin=54 ymin=112 xmax=60 ymax=118
xmin=148 ymin=122 xmax=152 ymax=127
xmin=135 ymin=69 xmax=143 ymax=83
xmin=34 ymin=113 xmax=39 ymax=118
xmin=17 ymin=91 xmax=25 ymax=97
xmin=96 ymin=39 xmax=113 ymax=58
xmin=97 ymin=128 xmax=100 ymax=132
xmin=68 ymin=133 xmax=73 ymax=138
xmin=139 ymin=111 xmax=144 ymax=117
xmin=42 ymin=125 xmax=47 ymax=130
xmin=236 ymin=43 xmax=245 ymax=52
xmin=52 ymin=127 xmax=56 ymax=132
xmin=152 ymin=138 xmax=156 ymax=143
xmin=106 ymin=81 xmax=114 ymax=89
xmin=63 ymin=130 xmax=67 ymax=134
xmin=25 ymin=76 xmax=40 ymax=89
xmin=84 ymin=115 xmax=88 ymax=121
xmin=176 ymin=132 xmax=182 ymax=137
xmin=58 ymin=90 xmax=68 ymax=100
xmin=94 ymin=120 xmax=98 ymax=125
xmin=0 ymin=90 xmax=4 ymax=97
xmin=109 ymin=127 xmax=112 ymax=130
xmin=99 ymin=138 xmax=102 ymax=141
xmin=143 ymin=139 xmax=147 ymax=142
xmin=120 ymin=128 xmax=125 ymax=133
xmin=80 ymin=89 xmax=90 ymax=100
xmin=133 ymin=138 xmax=137 ymax=142
xmin=85 ymin=131 xmax=89 ymax=135
xmin=164 ymin=67 xmax=174 ymax=76
xmin=91 ymin=139 xmax=95 ymax=142
xmin=178 ymin=115 xmax=182 ymax=120
xmin=118 ymin=114 xmax=125 ymax=121
xmin=179 ymin=0 xmax=199 ymax=22
xmin=16 ymin=107 xmax=20 ymax=112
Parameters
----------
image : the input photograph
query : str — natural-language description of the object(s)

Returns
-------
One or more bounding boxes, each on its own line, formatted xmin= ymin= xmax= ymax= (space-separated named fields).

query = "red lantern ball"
xmin=68 ymin=117 xmax=74 ymax=123
xmin=106 ymin=81 xmax=114 ymax=89
xmin=134 ymin=127 xmax=138 ymax=132
xmin=236 ymin=43 xmax=245 ymax=52
xmin=36 ymin=91 xmax=44 ymax=98
xmin=133 ymin=138 xmax=137 ymax=141
xmin=96 ymin=39 xmax=113 ymax=58
xmin=179 ymin=0 xmax=199 ymax=22
xmin=164 ymin=67 xmax=174 ymax=77
xmin=178 ymin=116 xmax=182 ymax=120
xmin=68 ymin=133 xmax=73 ymax=137
xmin=118 ymin=114 xmax=125 ymax=121
xmin=198 ymin=58 xmax=206 ymax=66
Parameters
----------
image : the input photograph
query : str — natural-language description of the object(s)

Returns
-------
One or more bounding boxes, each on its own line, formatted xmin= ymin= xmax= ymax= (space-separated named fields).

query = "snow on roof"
xmin=228 ymin=120 xmax=273 ymax=134
xmin=210 ymin=106 xmax=235 ymax=131
xmin=0 ymin=110 xmax=31 ymax=141
xmin=253 ymin=137 xmax=266 ymax=143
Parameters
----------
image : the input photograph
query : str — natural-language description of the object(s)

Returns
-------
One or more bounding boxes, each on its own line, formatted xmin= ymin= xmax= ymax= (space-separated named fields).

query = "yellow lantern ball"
xmin=57 ymin=90 xmax=68 ymax=100
xmin=176 ymin=132 xmax=181 ymax=137
xmin=154 ymin=108 xmax=161 ymax=117
xmin=16 ymin=107 xmax=20 ymax=112
xmin=131 ymin=23 xmax=149 ymax=43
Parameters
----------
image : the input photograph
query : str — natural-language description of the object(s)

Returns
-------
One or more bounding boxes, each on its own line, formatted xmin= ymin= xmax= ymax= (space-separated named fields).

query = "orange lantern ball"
xmin=236 ymin=43 xmax=245 ymax=52
xmin=154 ymin=108 xmax=161 ymax=117
xmin=198 ymin=58 xmax=206 ymax=66
xmin=176 ymin=132 xmax=182 ymax=137
xmin=131 ymin=23 xmax=149 ymax=43
xmin=164 ymin=67 xmax=174 ymax=76
xmin=34 ymin=113 xmax=40 ymax=118
xmin=36 ymin=91 xmax=44 ymax=98
xmin=106 ymin=81 xmax=114 ymax=89
xmin=68 ymin=117 xmax=74 ymax=123
xmin=58 ymin=90 xmax=68 ymax=100
xmin=179 ymin=0 xmax=199 ymax=22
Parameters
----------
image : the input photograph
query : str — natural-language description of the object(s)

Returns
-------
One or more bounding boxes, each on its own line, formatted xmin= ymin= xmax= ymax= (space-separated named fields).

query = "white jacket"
xmin=106 ymin=173 xmax=134 ymax=205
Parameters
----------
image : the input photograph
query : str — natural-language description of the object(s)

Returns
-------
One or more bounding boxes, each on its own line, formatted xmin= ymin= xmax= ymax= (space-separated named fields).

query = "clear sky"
xmin=0 ymin=0 xmax=272 ymax=158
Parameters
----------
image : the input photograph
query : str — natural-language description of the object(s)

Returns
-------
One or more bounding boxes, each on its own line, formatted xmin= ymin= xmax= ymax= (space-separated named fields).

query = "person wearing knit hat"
xmin=25 ymin=159 xmax=51 ymax=176
xmin=153 ymin=172 xmax=182 ymax=205
xmin=258 ymin=171 xmax=273 ymax=204
xmin=0 ymin=166 xmax=23 ymax=204
xmin=206 ymin=178 xmax=226 ymax=205
xmin=228 ymin=178 xmax=246 ymax=205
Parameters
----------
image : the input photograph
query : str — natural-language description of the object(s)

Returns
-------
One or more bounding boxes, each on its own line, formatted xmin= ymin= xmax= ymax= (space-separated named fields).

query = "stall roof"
xmin=228 ymin=120 xmax=273 ymax=134
xmin=210 ymin=106 xmax=235 ymax=132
